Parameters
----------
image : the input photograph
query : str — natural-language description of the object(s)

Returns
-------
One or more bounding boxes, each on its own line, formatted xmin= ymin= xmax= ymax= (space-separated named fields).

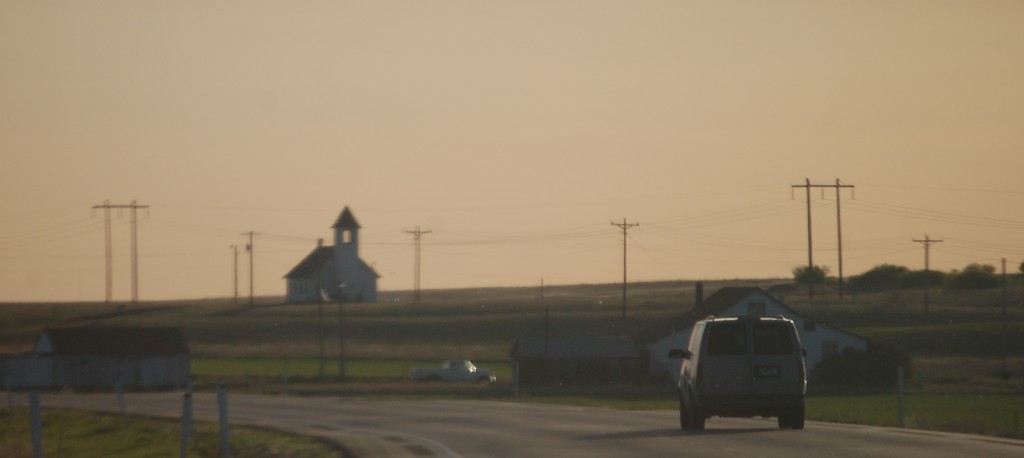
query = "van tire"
xmin=679 ymin=391 xmax=705 ymax=430
xmin=690 ymin=408 xmax=706 ymax=430
xmin=678 ymin=393 xmax=691 ymax=429
xmin=778 ymin=404 xmax=805 ymax=430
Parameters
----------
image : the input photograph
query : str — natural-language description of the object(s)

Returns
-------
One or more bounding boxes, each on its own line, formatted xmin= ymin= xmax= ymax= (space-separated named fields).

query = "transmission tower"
xmin=790 ymin=179 xmax=854 ymax=299
xmin=92 ymin=200 xmax=148 ymax=302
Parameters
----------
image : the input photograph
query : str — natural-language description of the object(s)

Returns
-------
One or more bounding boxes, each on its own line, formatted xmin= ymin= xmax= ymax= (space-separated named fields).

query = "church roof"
xmin=331 ymin=206 xmax=361 ymax=229
xmin=283 ymin=246 xmax=333 ymax=278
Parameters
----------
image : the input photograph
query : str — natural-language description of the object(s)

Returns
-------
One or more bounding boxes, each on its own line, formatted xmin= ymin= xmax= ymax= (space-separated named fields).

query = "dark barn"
xmin=510 ymin=337 xmax=643 ymax=385
xmin=1 ymin=327 xmax=190 ymax=390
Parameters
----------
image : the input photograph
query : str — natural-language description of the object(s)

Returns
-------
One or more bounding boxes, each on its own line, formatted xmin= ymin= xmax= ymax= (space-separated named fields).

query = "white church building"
xmin=284 ymin=207 xmax=379 ymax=303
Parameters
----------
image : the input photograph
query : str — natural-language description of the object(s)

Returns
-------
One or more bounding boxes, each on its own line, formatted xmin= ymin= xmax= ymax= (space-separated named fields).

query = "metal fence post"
xmin=897 ymin=366 xmax=905 ymax=428
xmin=282 ymin=360 xmax=289 ymax=396
xmin=30 ymin=391 xmax=42 ymax=458
xmin=218 ymin=383 xmax=231 ymax=458
xmin=513 ymin=361 xmax=520 ymax=401
xmin=6 ymin=375 xmax=13 ymax=409
xmin=179 ymin=393 xmax=192 ymax=458
xmin=116 ymin=379 xmax=128 ymax=426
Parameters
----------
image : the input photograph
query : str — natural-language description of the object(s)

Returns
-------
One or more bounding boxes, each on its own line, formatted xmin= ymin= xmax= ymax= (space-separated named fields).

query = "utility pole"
xmin=92 ymin=200 xmax=148 ymax=302
xmin=611 ymin=218 xmax=639 ymax=318
xmin=1001 ymin=258 xmax=1009 ymax=379
xmin=230 ymin=245 xmax=239 ymax=303
xmin=913 ymin=235 xmax=943 ymax=312
xmin=542 ymin=277 xmax=549 ymax=381
xmin=128 ymin=200 xmax=148 ymax=303
xmin=405 ymin=226 xmax=431 ymax=305
xmin=792 ymin=179 xmax=815 ymax=299
xmin=93 ymin=200 xmax=113 ymax=302
xmin=242 ymin=231 xmax=260 ymax=306
xmin=791 ymin=179 xmax=854 ymax=300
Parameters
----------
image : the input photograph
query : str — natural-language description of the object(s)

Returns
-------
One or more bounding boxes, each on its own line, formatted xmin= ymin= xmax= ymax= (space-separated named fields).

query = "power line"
xmin=846 ymin=199 xmax=1024 ymax=230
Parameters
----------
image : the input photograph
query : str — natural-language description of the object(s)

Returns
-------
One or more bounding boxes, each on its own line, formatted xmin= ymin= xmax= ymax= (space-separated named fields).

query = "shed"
xmin=1 ymin=327 xmax=190 ymax=390
xmin=510 ymin=337 xmax=643 ymax=384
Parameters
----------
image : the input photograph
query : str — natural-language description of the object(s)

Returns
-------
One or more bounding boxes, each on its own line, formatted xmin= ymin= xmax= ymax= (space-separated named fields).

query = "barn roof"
xmin=283 ymin=246 xmax=333 ymax=278
xmin=331 ymin=206 xmax=361 ymax=229
xmin=38 ymin=327 xmax=189 ymax=357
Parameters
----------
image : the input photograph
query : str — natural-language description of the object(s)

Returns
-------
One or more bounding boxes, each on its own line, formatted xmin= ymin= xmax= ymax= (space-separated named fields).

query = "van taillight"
xmin=696 ymin=363 xmax=703 ymax=386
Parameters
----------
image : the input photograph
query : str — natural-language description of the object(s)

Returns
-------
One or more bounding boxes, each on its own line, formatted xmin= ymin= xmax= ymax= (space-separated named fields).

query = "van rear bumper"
xmin=695 ymin=394 xmax=804 ymax=418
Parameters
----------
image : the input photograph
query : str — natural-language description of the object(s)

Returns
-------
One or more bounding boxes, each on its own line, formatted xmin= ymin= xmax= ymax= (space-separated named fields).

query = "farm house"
xmin=1 ymin=327 xmax=190 ymax=390
xmin=636 ymin=286 xmax=868 ymax=382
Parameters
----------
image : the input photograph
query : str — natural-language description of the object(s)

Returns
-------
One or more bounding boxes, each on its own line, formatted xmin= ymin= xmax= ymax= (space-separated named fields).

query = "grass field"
xmin=0 ymin=408 xmax=339 ymax=457
xmin=808 ymin=394 xmax=1024 ymax=439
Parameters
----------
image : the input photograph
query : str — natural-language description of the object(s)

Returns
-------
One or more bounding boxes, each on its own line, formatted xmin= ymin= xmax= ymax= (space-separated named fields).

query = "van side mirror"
xmin=668 ymin=349 xmax=692 ymax=360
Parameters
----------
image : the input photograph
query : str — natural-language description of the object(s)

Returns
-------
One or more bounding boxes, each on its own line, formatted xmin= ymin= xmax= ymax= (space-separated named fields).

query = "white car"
xmin=410 ymin=360 xmax=496 ymax=383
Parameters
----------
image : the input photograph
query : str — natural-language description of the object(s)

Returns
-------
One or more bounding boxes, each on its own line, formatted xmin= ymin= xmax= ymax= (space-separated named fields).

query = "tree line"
xmin=792 ymin=261 xmax=1024 ymax=292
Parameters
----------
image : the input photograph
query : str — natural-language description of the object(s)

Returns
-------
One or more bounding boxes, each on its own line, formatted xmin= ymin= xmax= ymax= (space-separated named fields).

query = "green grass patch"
xmin=807 ymin=394 xmax=1024 ymax=439
xmin=0 ymin=408 xmax=339 ymax=457
xmin=193 ymin=357 xmax=513 ymax=381
xmin=855 ymin=322 xmax=1024 ymax=356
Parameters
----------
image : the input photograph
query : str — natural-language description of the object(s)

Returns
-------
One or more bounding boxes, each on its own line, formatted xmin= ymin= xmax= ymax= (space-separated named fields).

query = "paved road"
xmin=26 ymin=392 xmax=1024 ymax=457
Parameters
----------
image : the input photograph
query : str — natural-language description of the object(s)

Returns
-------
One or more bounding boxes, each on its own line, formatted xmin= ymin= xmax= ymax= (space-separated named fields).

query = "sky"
xmin=2 ymin=1 xmax=1023 ymax=302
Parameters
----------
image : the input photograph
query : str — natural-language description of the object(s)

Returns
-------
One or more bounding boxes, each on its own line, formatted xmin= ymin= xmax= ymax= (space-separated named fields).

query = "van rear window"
xmin=753 ymin=322 xmax=795 ymax=355
xmin=706 ymin=323 xmax=747 ymax=355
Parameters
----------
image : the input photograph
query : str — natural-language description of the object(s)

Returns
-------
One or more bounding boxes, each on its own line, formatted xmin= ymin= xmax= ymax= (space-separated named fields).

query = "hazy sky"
xmin=2 ymin=1 xmax=1023 ymax=302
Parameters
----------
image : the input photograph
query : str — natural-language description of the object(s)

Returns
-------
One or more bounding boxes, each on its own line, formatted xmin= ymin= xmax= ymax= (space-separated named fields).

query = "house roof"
xmin=511 ymin=337 xmax=639 ymax=359
xmin=38 ymin=327 xmax=189 ymax=357
xmin=283 ymin=246 xmax=333 ymax=278
xmin=331 ymin=206 xmax=361 ymax=229
xmin=633 ymin=286 xmax=868 ymax=346
xmin=634 ymin=286 xmax=773 ymax=345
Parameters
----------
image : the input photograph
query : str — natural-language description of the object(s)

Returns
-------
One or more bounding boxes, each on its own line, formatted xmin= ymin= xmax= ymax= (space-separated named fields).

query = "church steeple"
xmin=333 ymin=206 xmax=360 ymax=261
xmin=331 ymin=206 xmax=361 ymax=230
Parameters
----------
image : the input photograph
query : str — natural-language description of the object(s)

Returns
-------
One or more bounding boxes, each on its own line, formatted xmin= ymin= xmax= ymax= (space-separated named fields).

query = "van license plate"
xmin=756 ymin=366 xmax=780 ymax=378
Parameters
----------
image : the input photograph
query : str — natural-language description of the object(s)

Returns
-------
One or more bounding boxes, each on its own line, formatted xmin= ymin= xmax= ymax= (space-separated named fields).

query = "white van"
xmin=669 ymin=316 xmax=807 ymax=430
